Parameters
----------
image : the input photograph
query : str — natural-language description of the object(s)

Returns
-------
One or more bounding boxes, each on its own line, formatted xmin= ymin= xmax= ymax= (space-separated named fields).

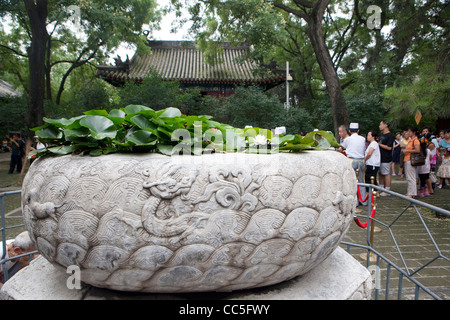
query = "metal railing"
xmin=342 ymin=183 xmax=450 ymax=300
xmin=1 ymin=186 xmax=449 ymax=299
xmin=1 ymin=190 xmax=38 ymax=284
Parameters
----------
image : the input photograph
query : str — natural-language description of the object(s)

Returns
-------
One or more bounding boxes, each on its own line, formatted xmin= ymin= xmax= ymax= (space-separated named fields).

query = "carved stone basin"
xmin=22 ymin=151 xmax=356 ymax=292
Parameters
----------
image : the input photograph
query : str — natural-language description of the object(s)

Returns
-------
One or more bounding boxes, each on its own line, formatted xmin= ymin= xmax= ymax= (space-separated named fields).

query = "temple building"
xmin=0 ymin=80 xmax=22 ymax=99
xmin=96 ymin=40 xmax=287 ymax=97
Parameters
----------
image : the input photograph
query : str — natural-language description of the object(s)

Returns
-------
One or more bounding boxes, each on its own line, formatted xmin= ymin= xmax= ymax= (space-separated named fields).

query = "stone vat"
xmin=21 ymin=151 xmax=356 ymax=292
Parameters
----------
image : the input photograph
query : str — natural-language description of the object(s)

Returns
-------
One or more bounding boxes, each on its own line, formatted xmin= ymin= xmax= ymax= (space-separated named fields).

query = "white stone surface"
xmin=0 ymin=247 xmax=372 ymax=300
xmin=20 ymin=151 xmax=357 ymax=292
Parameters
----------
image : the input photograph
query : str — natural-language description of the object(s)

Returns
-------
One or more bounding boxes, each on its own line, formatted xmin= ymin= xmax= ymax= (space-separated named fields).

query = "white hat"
xmin=349 ymin=122 xmax=359 ymax=130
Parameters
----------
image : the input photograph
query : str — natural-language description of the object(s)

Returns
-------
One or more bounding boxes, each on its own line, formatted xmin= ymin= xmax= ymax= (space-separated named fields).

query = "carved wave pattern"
xmin=21 ymin=152 xmax=356 ymax=292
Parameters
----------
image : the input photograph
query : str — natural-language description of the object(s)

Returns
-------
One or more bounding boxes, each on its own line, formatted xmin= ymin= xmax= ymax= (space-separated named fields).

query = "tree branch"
xmin=0 ymin=44 xmax=28 ymax=58
xmin=55 ymin=41 xmax=104 ymax=105
xmin=271 ymin=0 xmax=310 ymax=22
xmin=14 ymin=70 xmax=29 ymax=95
xmin=313 ymin=0 xmax=330 ymax=18
xmin=293 ymin=0 xmax=315 ymax=8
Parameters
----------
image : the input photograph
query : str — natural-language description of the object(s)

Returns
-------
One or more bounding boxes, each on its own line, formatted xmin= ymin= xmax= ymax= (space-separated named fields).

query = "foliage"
xmin=0 ymin=95 xmax=28 ymax=136
xmin=30 ymin=104 xmax=339 ymax=158
xmin=175 ymin=0 xmax=448 ymax=131
xmin=383 ymin=63 xmax=450 ymax=130
xmin=118 ymin=75 xmax=182 ymax=110
xmin=224 ymin=86 xmax=285 ymax=129
xmin=1 ymin=0 xmax=160 ymax=104
xmin=302 ymin=93 xmax=385 ymax=134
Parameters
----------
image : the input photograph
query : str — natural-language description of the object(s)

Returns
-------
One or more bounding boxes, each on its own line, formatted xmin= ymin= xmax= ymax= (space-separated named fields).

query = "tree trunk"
xmin=307 ymin=0 xmax=349 ymax=136
xmin=45 ymin=37 xmax=52 ymax=100
xmin=23 ymin=0 xmax=48 ymax=131
xmin=56 ymin=64 xmax=76 ymax=105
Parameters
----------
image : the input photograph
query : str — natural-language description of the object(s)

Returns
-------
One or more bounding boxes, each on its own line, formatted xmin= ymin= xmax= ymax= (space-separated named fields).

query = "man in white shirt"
xmin=342 ymin=123 xmax=367 ymax=205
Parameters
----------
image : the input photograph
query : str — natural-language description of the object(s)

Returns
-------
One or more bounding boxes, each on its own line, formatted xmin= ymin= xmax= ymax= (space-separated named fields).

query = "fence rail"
xmin=345 ymin=183 xmax=450 ymax=300
xmin=1 ymin=186 xmax=449 ymax=299
xmin=1 ymin=190 xmax=39 ymax=284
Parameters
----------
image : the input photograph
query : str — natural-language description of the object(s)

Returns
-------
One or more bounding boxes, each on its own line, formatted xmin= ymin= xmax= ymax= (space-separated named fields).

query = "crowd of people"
xmin=2 ymin=133 xmax=46 ymax=174
xmin=338 ymin=122 xmax=450 ymax=199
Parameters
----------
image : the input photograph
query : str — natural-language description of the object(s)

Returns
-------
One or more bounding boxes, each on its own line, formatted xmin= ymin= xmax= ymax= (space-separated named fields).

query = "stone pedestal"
xmin=0 ymin=247 xmax=372 ymax=300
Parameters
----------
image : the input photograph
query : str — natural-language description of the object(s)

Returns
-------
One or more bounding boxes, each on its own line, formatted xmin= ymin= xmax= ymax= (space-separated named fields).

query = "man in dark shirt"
xmin=378 ymin=121 xmax=395 ymax=196
xmin=8 ymin=133 xmax=25 ymax=174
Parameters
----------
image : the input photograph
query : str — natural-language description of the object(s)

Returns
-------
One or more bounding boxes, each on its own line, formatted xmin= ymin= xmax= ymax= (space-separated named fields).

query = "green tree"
xmin=224 ymin=86 xmax=291 ymax=131
xmin=0 ymin=0 xmax=159 ymax=131
xmin=177 ymin=0 xmax=350 ymax=136
xmin=383 ymin=64 xmax=450 ymax=129
xmin=0 ymin=95 xmax=28 ymax=136
xmin=118 ymin=75 xmax=183 ymax=110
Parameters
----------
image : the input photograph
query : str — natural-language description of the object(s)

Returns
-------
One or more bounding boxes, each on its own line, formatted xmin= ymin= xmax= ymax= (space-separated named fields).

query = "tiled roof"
xmin=97 ymin=41 xmax=285 ymax=85
xmin=0 ymin=80 xmax=22 ymax=98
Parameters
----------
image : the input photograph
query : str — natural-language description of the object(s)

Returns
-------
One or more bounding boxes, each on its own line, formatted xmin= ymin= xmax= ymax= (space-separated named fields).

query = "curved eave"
xmin=97 ymin=72 xmax=286 ymax=85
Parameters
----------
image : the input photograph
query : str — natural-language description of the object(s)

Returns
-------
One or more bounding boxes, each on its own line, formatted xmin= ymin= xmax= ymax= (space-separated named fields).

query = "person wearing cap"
xmin=0 ymin=231 xmax=38 ymax=289
xmin=341 ymin=122 xmax=367 ymax=205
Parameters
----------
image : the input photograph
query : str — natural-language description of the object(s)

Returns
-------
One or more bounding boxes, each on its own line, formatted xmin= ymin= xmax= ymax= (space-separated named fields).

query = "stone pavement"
xmin=341 ymin=176 xmax=450 ymax=300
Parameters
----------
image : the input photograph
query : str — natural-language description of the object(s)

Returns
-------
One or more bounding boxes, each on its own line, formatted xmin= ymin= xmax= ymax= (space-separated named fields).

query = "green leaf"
xmin=315 ymin=135 xmax=331 ymax=149
xmin=130 ymin=114 xmax=156 ymax=130
xmin=103 ymin=147 xmax=118 ymax=155
xmin=156 ymin=127 xmax=174 ymax=141
xmin=126 ymin=130 xmax=157 ymax=146
xmin=63 ymin=127 xmax=90 ymax=141
xmin=122 ymin=104 xmax=153 ymax=115
xmin=271 ymin=134 xmax=295 ymax=146
xmin=137 ymin=109 xmax=157 ymax=119
xmin=47 ymin=145 xmax=76 ymax=155
xmin=108 ymin=109 xmax=126 ymax=118
xmin=157 ymin=144 xmax=174 ymax=155
xmin=84 ymin=110 xmax=109 ymax=116
xmin=35 ymin=125 xmax=63 ymax=140
xmin=107 ymin=109 xmax=127 ymax=125
xmin=43 ymin=116 xmax=85 ymax=129
xmin=79 ymin=115 xmax=117 ymax=140
xmin=157 ymin=107 xmax=182 ymax=118
xmin=112 ymin=139 xmax=133 ymax=147
xmin=279 ymin=143 xmax=312 ymax=152
xmin=243 ymin=127 xmax=273 ymax=139
xmin=302 ymin=131 xmax=339 ymax=149
xmin=89 ymin=149 xmax=103 ymax=157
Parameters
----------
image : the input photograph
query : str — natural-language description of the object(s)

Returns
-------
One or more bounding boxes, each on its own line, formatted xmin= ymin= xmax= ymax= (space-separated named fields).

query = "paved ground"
xmin=341 ymin=174 xmax=450 ymax=300
xmin=1 ymin=151 xmax=449 ymax=300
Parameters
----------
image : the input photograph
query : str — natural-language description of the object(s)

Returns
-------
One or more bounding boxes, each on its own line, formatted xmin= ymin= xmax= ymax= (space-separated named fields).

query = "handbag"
xmin=411 ymin=153 xmax=426 ymax=166
xmin=411 ymin=140 xmax=425 ymax=166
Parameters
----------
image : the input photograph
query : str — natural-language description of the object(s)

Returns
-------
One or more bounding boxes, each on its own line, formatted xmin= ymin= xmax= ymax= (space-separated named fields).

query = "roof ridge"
xmin=145 ymin=40 xmax=251 ymax=50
